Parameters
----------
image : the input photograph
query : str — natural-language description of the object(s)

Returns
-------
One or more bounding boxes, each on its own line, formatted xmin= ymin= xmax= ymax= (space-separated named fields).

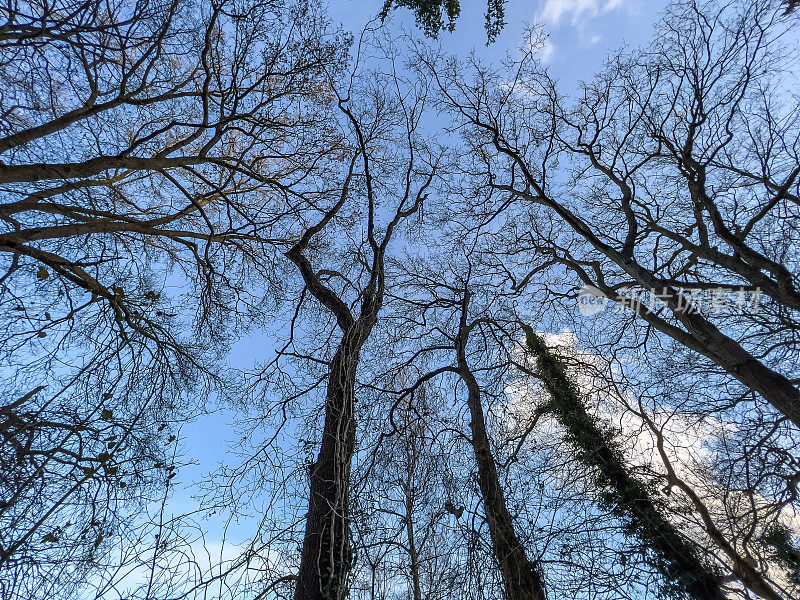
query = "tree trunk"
xmin=521 ymin=325 xmax=726 ymax=600
xmin=456 ymin=301 xmax=547 ymax=600
xmin=294 ymin=336 xmax=361 ymax=600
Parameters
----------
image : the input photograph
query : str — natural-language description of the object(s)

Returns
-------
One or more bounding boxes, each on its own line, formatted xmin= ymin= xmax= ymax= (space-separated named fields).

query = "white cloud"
xmin=536 ymin=38 xmax=556 ymax=63
xmin=539 ymin=0 xmax=632 ymax=46
xmin=540 ymin=0 xmax=627 ymax=26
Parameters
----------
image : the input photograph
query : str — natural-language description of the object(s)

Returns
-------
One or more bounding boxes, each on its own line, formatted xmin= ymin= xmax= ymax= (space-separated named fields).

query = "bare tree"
xmin=0 ymin=1 xmax=346 ymax=597
xmin=424 ymin=0 xmax=800 ymax=429
xmin=509 ymin=322 xmax=800 ymax=599
xmin=453 ymin=291 xmax=546 ymax=600
xmin=247 ymin=37 xmax=438 ymax=600
xmin=377 ymin=248 xmax=550 ymax=600
xmin=5 ymin=2 xmax=800 ymax=600
xmin=349 ymin=378 xmax=465 ymax=600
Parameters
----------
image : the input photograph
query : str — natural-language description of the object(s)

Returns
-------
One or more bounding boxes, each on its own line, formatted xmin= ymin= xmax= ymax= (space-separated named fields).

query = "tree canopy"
xmin=2 ymin=1 xmax=800 ymax=600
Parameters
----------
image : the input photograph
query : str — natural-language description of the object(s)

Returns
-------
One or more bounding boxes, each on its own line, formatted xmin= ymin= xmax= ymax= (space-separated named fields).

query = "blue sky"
xmin=328 ymin=0 xmax=669 ymax=87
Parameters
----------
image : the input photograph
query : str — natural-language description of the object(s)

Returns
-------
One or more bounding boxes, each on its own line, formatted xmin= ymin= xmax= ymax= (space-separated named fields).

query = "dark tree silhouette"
xmin=381 ymin=0 xmax=506 ymax=41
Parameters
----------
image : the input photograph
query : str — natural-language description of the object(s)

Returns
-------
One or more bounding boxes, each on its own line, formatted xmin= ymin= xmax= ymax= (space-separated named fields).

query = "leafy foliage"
xmin=764 ymin=525 xmax=800 ymax=585
xmin=381 ymin=0 xmax=506 ymax=41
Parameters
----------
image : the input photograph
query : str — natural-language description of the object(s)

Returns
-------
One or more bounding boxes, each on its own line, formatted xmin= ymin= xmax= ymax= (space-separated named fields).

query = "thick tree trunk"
xmin=463 ymin=374 xmax=547 ymax=600
xmin=294 ymin=337 xmax=360 ymax=600
xmin=521 ymin=325 xmax=726 ymax=600
xmin=619 ymin=260 xmax=800 ymax=431
xmin=670 ymin=300 xmax=800 ymax=430
xmin=0 ymin=156 xmax=209 ymax=184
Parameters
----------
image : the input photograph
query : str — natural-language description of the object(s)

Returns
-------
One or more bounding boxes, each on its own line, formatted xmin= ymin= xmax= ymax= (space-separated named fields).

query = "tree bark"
xmin=0 ymin=156 xmax=209 ymax=184
xmin=456 ymin=295 xmax=547 ymax=600
xmin=294 ymin=331 xmax=362 ymax=600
